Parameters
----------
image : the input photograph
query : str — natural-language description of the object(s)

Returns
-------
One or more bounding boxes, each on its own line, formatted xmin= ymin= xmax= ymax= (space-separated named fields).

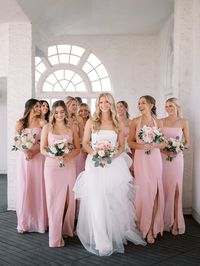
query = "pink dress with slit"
xmin=16 ymin=128 xmax=48 ymax=233
xmin=44 ymin=132 xmax=76 ymax=247
xmin=162 ymin=127 xmax=185 ymax=234
xmin=134 ymin=118 xmax=164 ymax=238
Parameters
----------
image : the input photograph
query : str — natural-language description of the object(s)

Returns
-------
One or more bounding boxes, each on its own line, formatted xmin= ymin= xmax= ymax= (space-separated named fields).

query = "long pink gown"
xmin=134 ymin=118 xmax=164 ymax=238
xmin=44 ymin=132 xmax=76 ymax=247
xmin=16 ymin=128 xmax=47 ymax=233
xmin=162 ymin=127 xmax=185 ymax=234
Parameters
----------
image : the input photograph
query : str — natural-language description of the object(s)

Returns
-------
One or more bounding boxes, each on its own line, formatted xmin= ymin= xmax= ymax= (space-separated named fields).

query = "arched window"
xmin=35 ymin=44 xmax=112 ymax=113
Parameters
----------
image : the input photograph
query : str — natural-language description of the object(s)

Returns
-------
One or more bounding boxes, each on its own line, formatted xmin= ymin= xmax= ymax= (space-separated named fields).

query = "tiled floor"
xmin=0 ymin=175 xmax=200 ymax=266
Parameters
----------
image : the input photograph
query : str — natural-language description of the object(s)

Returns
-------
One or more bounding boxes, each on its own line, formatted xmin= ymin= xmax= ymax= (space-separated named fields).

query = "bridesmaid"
xmin=116 ymin=101 xmax=132 ymax=155
xmin=78 ymin=103 xmax=90 ymax=127
xmin=15 ymin=98 xmax=47 ymax=233
xmin=40 ymin=100 xmax=50 ymax=122
xmin=40 ymin=100 xmax=80 ymax=247
xmin=160 ymin=97 xmax=190 ymax=235
xmin=128 ymin=95 xmax=164 ymax=244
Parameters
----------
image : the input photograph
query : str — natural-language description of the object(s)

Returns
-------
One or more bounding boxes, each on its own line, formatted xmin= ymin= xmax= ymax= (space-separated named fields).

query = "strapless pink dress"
xmin=16 ymin=128 xmax=47 ymax=233
xmin=162 ymin=127 xmax=185 ymax=234
xmin=44 ymin=132 xmax=76 ymax=247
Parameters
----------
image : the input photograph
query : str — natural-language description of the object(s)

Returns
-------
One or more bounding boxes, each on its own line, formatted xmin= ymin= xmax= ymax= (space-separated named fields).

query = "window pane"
xmin=54 ymin=82 xmax=63 ymax=91
xmin=51 ymin=98 xmax=60 ymax=105
xmin=76 ymin=82 xmax=86 ymax=92
xmin=95 ymin=64 xmax=108 ymax=78
xmin=35 ymin=57 xmax=41 ymax=66
xmin=43 ymin=82 xmax=53 ymax=92
xmin=65 ymin=70 xmax=74 ymax=80
xmin=46 ymin=73 xmax=57 ymax=84
xmin=36 ymin=62 xmax=46 ymax=73
xmin=59 ymin=54 xmax=69 ymax=64
xmin=71 ymin=74 xmax=82 ymax=85
xmin=88 ymin=70 xmax=99 ymax=82
xmin=60 ymin=80 xmax=69 ymax=90
xmin=57 ymin=44 xmax=71 ymax=54
xmin=87 ymin=53 xmax=101 ymax=67
xmin=66 ymin=82 xmax=75 ymax=91
xmin=54 ymin=70 xmax=64 ymax=80
xmin=49 ymin=55 xmax=59 ymax=65
xmin=92 ymin=80 xmax=101 ymax=92
xmin=101 ymin=78 xmax=111 ymax=91
xmin=82 ymin=98 xmax=87 ymax=103
xmin=82 ymin=62 xmax=93 ymax=74
xmin=91 ymin=98 xmax=97 ymax=116
xmin=35 ymin=71 xmax=41 ymax=82
xmin=69 ymin=55 xmax=80 ymax=65
xmin=71 ymin=45 xmax=85 ymax=57
xmin=48 ymin=46 xmax=57 ymax=56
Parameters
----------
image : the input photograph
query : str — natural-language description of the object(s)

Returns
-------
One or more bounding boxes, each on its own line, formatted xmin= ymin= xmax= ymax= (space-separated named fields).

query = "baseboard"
xmin=191 ymin=209 xmax=200 ymax=224
xmin=183 ymin=207 xmax=192 ymax=215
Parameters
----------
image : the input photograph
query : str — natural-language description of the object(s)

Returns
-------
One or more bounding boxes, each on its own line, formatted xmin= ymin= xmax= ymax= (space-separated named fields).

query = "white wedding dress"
xmin=73 ymin=130 xmax=146 ymax=256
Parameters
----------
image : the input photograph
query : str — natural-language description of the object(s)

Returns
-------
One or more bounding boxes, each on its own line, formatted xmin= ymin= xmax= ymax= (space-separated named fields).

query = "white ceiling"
xmin=3 ymin=0 xmax=174 ymax=36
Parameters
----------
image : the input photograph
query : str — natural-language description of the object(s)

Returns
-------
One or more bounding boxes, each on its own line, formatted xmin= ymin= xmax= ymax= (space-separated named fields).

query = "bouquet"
xmin=163 ymin=136 xmax=184 ymax=161
xmin=138 ymin=125 xmax=164 ymax=154
xmin=46 ymin=139 xmax=73 ymax=167
xmin=92 ymin=139 xmax=116 ymax=168
xmin=12 ymin=130 xmax=37 ymax=152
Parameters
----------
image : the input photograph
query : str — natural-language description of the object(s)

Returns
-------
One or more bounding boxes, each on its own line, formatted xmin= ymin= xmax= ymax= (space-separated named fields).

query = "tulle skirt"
xmin=73 ymin=153 xmax=146 ymax=256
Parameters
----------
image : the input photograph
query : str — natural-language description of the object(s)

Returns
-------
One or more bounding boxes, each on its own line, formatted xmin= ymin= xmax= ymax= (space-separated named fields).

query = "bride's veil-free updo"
xmin=92 ymin=93 xmax=119 ymax=132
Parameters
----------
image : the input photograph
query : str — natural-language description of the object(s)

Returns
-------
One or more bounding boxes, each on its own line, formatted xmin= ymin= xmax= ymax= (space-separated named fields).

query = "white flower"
xmin=50 ymin=146 xmax=57 ymax=154
xmin=98 ymin=150 xmax=105 ymax=157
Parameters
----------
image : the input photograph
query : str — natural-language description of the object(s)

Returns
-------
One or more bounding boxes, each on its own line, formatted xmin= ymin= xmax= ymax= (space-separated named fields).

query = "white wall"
xmin=0 ymin=23 xmax=9 ymax=174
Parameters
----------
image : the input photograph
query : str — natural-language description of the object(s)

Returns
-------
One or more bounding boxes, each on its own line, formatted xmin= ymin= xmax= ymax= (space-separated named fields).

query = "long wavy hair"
xmin=49 ymin=100 xmax=69 ymax=129
xmin=140 ymin=95 xmax=157 ymax=117
xmin=93 ymin=93 xmax=119 ymax=132
xmin=166 ymin=97 xmax=182 ymax=117
xmin=40 ymin=100 xmax=50 ymax=122
xmin=19 ymin=98 xmax=40 ymax=129
xmin=117 ymin=100 xmax=130 ymax=119
xmin=64 ymin=96 xmax=78 ymax=126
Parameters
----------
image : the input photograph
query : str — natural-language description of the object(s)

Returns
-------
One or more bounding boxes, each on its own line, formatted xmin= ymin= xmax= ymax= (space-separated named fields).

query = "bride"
xmin=73 ymin=93 xmax=146 ymax=256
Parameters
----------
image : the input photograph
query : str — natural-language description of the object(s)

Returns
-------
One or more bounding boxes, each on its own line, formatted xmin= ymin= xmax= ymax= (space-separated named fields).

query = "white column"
xmin=192 ymin=0 xmax=200 ymax=223
xmin=173 ymin=0 xmax=194 ymax=213
xmin=7 ymin=22 xmax=33 ymax=210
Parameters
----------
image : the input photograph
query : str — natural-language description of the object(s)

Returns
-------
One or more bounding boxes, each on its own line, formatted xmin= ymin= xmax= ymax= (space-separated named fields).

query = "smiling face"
xmin=54 ymin=106 xmax=66 ymax=122
xmin=98 ymin=96 xmax=111 ymax=113
xmin=116 ymin=102 xmax=126 ymax=116
xmin=138 ymin=97 xmax=152 ymax=115
xmin=32 ymin=102 xmax=41 ymax=116
xmin=68 ymin=100 xmax=78 ymax=115
xmin=41 ymin=101 xmax=49 ymax=115
xmin=165 ymin=101 xmax=178 ymax=116
xmin=79 ymin=105 xmax=89 ymax=119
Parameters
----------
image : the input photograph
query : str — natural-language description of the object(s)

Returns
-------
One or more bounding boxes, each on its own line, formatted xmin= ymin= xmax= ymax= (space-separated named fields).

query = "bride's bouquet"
xmin=92 ymin=139 xmax=116 ymax=168
xmin=46 ymin=139 xmax=73 ymax=167
xmin=138 ymin=125 xmax=164 ymax=154
xmin=12 ymin=130 xmax=37 ymax=152
xmin=163 ymin=136 xmax=184 ymax=161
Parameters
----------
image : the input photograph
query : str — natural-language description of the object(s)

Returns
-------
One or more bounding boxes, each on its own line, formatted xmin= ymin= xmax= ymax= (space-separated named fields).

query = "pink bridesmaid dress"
xmin=162 ymin=127 xmax=185 ymax=234
xmin=17 ymin=128 xmax=48 ymax=233
xmin=44 ymin=132 xmax=76 ymax=247
xmin=134 ymin=118 xmax=164 ymax=238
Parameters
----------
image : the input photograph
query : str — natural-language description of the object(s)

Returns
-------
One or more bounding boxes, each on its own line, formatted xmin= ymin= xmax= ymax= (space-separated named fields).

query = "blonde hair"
xmin=78 ymin=103 xmax=91 ymax=119
xmin=93 ymin=93 xmax=119 ymax=132
xmin=50 ymin=100 xmax=69 ymax=128
xmin=166 ymin=97 xmax=182 ymax=117
xmin=64 ymin=96 xmax=78 ymax=125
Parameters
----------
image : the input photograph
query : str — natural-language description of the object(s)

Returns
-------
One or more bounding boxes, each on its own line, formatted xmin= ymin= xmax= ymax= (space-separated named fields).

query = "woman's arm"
xmin=82 ymin=119 xmax=94 ymax=155
xmin=64 ymin=128 xmax=80 ymax=162
xmin=114 ymin=123 xmax=125 ymax=158
xmin=128 ymin=118 xmax=151 ymax=150
xmin=40 ymin=124 xmax=50 ymax=157
xmin=182 ymin=119 xmax=190 ymax=149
